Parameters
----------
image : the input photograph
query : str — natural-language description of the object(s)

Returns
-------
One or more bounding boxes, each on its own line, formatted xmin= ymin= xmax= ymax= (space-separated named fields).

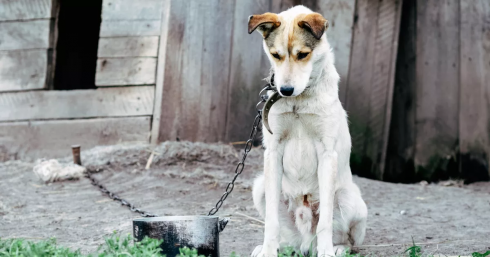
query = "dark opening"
xmin=53 ymin=0 xmax=102 ymax=90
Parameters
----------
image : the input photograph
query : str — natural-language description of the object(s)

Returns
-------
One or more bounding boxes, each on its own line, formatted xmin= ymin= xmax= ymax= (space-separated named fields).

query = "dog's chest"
xmin=276 ymin=109 xmax=323 ymax=197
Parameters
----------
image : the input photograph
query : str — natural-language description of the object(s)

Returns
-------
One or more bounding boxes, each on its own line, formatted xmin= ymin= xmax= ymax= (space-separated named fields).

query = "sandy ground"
xmin=1 ymin=142 xmax=489 ymax=256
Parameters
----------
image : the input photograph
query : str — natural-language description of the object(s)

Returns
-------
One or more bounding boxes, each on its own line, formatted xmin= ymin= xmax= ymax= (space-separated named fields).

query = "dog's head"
xmin=248 ymin=6 xmax=329 ymax=97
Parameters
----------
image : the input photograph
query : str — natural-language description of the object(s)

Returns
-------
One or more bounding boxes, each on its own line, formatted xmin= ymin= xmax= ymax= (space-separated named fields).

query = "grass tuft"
xmin=0 ymin=235 xmax=489 ymax=257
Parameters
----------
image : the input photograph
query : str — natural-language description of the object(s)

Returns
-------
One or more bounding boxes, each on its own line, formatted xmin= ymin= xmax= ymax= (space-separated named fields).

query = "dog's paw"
xmin=251 ymin=245 xmax=263 ymax=257
xmin=251 ymin=244 xmax=278 ymax=257
xmin=333 ymin=245 xmax=350 ymax=256
xmin=317 ymin=247 xmax=335 ymax=257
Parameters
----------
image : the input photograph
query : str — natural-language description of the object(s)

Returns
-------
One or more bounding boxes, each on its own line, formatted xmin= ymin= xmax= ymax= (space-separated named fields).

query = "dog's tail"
xmin=295 ymin=205 xmax=313 ymax=235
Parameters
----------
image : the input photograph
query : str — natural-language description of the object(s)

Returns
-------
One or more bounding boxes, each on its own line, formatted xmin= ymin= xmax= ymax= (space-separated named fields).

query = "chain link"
xmin=85 ymin=170 xmax=158 ymax=217
xmin=208 ymin=76 xmax=276 ymax=216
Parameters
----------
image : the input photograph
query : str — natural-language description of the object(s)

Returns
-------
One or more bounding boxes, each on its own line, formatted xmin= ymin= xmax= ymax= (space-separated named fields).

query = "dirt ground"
xmin=1 ymin=142 xmax=489 ymax=256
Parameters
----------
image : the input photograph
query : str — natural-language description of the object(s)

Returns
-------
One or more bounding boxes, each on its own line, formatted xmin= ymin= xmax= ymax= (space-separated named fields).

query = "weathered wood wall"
xmin=346 ymin=0 xmax=403 ymax=179
xmin=0 ymin=0 xmax=162 ymax=160
xmin=0 ymin=0 xmax=57 ymax=92
xmin=386 ymin=0 xmax=490 ymax=182
xmin=155 ymin=0 xmax=366 ymax=143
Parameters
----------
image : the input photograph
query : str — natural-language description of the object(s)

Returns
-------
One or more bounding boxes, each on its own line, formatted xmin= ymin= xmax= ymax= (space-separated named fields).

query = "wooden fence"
xmin=152 ymin=0 xmax=403 ymax=183
xmin=386 ymin=0 xmax=490 ymax=182
xmin=0 ymin=0 xmax=488 ymax=182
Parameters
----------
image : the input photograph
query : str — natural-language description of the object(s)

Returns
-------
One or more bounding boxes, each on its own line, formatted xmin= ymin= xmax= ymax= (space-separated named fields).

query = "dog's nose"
xmin=280 ymin=86 xmax=294 ymax=96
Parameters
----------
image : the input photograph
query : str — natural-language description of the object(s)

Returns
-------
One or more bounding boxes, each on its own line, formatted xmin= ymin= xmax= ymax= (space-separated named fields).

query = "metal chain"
xmin=85 ymin=170 xmax=158 ymax=217
xmin=208 ymin=76 xmax=276 ymax=216
xmin=83 ymin=76 xmax=276 ymax=218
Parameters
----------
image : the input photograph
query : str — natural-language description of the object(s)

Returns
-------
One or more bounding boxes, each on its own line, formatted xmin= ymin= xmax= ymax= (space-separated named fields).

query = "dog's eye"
xmin=297 ymin=52 xmax=309 ymax=60
xmin=271 ymin=53 xmax=281 ymax=59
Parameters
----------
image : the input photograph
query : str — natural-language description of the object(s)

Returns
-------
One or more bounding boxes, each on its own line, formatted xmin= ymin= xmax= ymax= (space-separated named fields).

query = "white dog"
xmin=248 ymin=6 xmax=367 ymax=257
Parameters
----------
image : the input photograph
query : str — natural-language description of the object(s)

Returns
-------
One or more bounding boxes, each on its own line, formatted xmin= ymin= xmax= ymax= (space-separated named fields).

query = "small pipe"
xmin=72 ymin=145 xmax=81 ymax=165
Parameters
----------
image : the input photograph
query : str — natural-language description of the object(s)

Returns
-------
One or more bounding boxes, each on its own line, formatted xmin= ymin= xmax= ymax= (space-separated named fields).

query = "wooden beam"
xmin=0 ymin=0 xmax=56 ymax=21
xmin=314 ymin=0 xmax=356 ymax=106
xmin=459 ymin=0 xmax=490 ymax=181
xmin=97 ymin=36 xmax=159 ymax=57
xmin=158 ymin=0 xmax=236 ymax=142
xmin=367 ymin=0 xmax=403 ymax=179
xmin=0 ymin=19 xmax=51 ymax=50
xmin=0 ymin=116 xmax=151 ymax=161
xmin=101 ymin=0 xmax=164 ymax=20
xmin=224 ymin=0 xmax=270 ymax=142
xmin=99 ymin=20 xmax=161 ymax=37
xmin=415 ymin=0 xmax=459 ymax=177
xmin=345 ymin=0 xmax=379 ymax=173
xmin=0 ymin=49 xmax=48 ymax=92
xmin=150 ymin=0 xmax=171 ymax=145
xmin=95 ymin=57 xmax=157 ymax=86
xmin=0 ymin=86 xmax=155 ymax=121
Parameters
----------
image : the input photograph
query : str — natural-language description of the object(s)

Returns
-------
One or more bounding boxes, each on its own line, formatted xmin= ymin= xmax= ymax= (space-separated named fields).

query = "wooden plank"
xmin=159 ymin=0 xmax=205 ymax=141
xmin=415 ymin=0 xmax=459 ymax=177
xmin=313 ymin=0 xmax=356 ymax=106
xmin=0 ymin=0 xmax=55 ymax=21
xmin=385 ymin=0 xmax=417 ymax=182
xmin=95 ymin=57 xmax=157 ymax=86
xmin=459 ymin=0 xmax=490 ymax=181
xmin=157 ymin=0 xmax=186 ymax=142
xmin=196 ymin=0 xmax=235 ymax=142
xmin=366 ymin=0 xmax=402 ymax=179
xmin=345 ymin=0 xmax=379 ymax=176
xmin=0 ymin=116 xmax=150 ymax=161
xmin=150 ymin=0 xmax=171 ymax=145
xmin=97 ymin=36 xmax=159 ymax=57
xmin=225 ymin=0 xmax=270 ymax=142
xmin=101 ymin=0 xmax=164 ymax=20
xmin=0 ymin=86 xmax=155 ymax=121
xmin=99 ymin=20 xmax=161 ymax=37
xmin=0 ymin=20 xmax=51 ymax=50
xmin=0 ymin=49 xmax=47 ymax=92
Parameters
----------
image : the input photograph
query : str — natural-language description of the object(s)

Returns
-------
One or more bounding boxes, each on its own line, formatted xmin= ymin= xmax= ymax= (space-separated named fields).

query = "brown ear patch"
xmin=297 ymin=13 xmax=329 ymax=40
xmin=248 ymin=12 xmax=281 ymax=37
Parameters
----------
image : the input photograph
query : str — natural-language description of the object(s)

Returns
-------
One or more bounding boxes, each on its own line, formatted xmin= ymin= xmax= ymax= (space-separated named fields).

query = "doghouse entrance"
xmin=53 ymin=0 xmax=103 ymax=90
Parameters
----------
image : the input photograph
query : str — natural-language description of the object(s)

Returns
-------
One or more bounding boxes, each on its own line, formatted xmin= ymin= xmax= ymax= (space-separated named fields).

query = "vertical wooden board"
xmin=366 ymin=0 xmax=402 ymax=179
xmin=95 ymin=57 xmax=157 ymax=86
xmin=158 ymin=0 xmax=186 ymax=142
xmin=0 ymin=20 xmax=51 ymax=50
xmin=0 ymin=117 xmax=151 ymax=161
xmin=101 ymin=0 xmax=164 ymax=20
xmin=0 ymin=0 xmax=54 ymax=21
xmin=459 ymin=0 xmax=490 ymax=180
xmin=158 ymin=0 xmax=235 ymax=142
xmin=99 ymin=20 xmax=161 ymax=37
xmin=314 ymin=0 xmax=356 ymax=106
xmin=0 ymin=49 xmax=47 ymax=92
xmin=97 ymin=36 xmax=159 ymax=57
xmin=197 ymin=0 xmax=235 ymax=142
xmin=385 ymin=0 xmax=417 ymax=182
xmin=415 ymin=0 xmax=459 ymax=177
xmin=345 ymin=0 xmax=379 ymax=167
xmin=150 ymin=0 xmax=171 ymax=145
xmin=270 ymin=0 xmax=297 ymax=12
xmin=225 ymin=0 xmax=271 ymax=142
xmin=177 ymin=0 xmax=204 ymax=141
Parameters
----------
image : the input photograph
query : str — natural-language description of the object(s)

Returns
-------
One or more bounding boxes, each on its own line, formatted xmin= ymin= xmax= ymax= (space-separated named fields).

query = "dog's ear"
xmin=298 ymin=13 xmax=329 ymax=40
xmin=248 ymin=13 xmax=281 ymax=38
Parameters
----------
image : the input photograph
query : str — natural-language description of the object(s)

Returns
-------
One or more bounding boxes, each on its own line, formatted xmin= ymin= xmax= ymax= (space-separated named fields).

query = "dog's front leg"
xmin=259 ymin=147 xmax=283 ymax=257
xmin=315 ymin=140 xmax=338 ymax=257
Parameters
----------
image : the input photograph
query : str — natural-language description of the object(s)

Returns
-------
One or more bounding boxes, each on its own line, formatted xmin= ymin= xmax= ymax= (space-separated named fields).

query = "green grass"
xmin=0 ymin=234 xmax=489 ymax=257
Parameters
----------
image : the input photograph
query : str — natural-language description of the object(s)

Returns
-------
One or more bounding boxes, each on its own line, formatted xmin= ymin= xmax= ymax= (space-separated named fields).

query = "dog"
xmin=248 ymin=6 xmax=368 ymax=257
